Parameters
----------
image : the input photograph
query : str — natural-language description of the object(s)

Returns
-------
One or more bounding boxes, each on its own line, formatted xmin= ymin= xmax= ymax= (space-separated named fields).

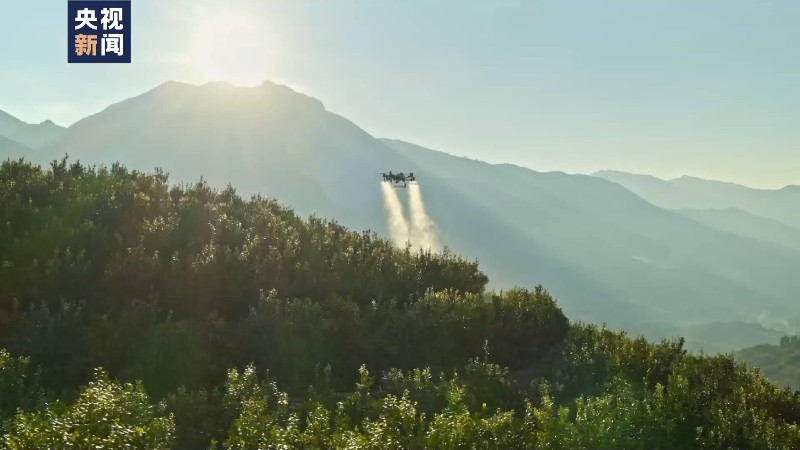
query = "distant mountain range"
xmin=595 ymin=170 xmax=800 ymax=229
xmin=3 ymin=80 xmax=799 ymax=353
xmin=0 ymin=110 xmax=65 ymax=150
xmin=678 ymin=207 xmax=800 ymax=252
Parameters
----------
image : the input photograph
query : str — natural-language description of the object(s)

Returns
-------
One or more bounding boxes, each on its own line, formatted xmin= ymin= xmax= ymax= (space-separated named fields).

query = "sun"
xmin=188 ymin=7 xmax=275 ymax=86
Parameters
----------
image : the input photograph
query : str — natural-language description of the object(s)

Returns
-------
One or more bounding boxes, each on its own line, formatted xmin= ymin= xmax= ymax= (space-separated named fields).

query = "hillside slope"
xmin=3 ymin=158 xmax=799 ymax=449
xmin=34 ymin=81 xmax=619 ymax=324
xmin=6 ymin=80 xmax=796 ymax=341
xmin=737 ymin=336 xmax=800 ymax=391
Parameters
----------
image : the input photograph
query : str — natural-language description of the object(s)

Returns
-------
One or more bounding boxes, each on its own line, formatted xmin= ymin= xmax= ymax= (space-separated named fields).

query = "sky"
xmin=1 ymin=0 xmax=798 ymax=188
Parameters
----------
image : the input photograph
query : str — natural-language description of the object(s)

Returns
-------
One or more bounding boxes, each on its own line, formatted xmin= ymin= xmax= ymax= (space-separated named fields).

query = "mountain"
xmin=0 ymin=135 xmax=32 ymax=157
xmin=0 ymin=110 xmax=26 ymax=136
xmin=736 ymin=336 xmax=800 ymax=390
xmin=34 ymin=81 xmax=619 ymax=320
xmin=36 ymin=81 xmax=401 ymax=227
xmin=594 ymin=170 xmax=800 ymax=229
xmin=679 ymin=207 xmax=800 ymax=252
xmin=7 ymin=120 xmax=67 ymax=149
xmin=4 ymin=80 xmax=798 ymax=348
xmin=0 ymin=110 xmax=66 ymax=149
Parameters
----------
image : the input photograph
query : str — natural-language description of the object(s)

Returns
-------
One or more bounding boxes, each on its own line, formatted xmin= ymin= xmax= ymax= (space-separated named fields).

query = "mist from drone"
xmin=408 ymin=183 xmax=440 ymax=251
xmin=380 ymin=182 xmax=440 ymax=251
xmin=381 ymin=181 xmax=410 ymax=246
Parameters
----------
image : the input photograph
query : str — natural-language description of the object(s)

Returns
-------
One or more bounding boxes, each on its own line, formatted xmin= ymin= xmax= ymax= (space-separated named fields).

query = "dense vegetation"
xmin=1 ymin=157 xmax=799 ymax=449
xmin=737 ymin=336 xmax=800 ymax=391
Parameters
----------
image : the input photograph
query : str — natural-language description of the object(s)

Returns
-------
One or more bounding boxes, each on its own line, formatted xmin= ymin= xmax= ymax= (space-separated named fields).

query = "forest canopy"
xmin=1 ymin=157 xmax=799 ymax=449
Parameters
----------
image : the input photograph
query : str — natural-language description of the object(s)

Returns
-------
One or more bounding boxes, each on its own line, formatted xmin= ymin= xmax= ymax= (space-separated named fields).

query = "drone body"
xmin=380 ymin=171 xmax=416 ymax=187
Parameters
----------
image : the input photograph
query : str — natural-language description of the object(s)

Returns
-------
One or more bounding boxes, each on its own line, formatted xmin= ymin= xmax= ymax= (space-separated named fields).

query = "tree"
xmin=2 ymin=369 xmax=174 ymax=449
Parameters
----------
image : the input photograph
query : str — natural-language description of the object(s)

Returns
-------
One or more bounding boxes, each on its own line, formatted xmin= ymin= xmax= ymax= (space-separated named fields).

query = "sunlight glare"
xmin=189 ymin=7 xmax=274 ymax=86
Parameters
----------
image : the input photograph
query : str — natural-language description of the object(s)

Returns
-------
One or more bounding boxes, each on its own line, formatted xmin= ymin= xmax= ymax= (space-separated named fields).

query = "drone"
xmin=380 ymin=171 xmax=416 ymax=188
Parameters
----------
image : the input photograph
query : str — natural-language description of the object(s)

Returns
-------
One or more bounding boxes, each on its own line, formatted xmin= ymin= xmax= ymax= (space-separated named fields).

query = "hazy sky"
xmin=1 ymin=1 xmax=798 ymax=188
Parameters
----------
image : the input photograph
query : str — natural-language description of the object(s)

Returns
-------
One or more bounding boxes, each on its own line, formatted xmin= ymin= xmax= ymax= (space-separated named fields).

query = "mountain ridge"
xmin=0 ymin=109 xmax=66 ymax=150
xmin=594 ymin=169 xmax=800 ymax=229
xmin=0 ymin=110 xmax=26 ymax=135
xmin=595 ymin=169 xmax=799 ymax=192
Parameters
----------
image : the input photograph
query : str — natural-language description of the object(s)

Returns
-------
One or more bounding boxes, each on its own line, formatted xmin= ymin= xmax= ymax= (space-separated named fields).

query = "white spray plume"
xmin=380 ymin=181 xmax=410 ymax=246
xmin=757 ymin=311 xmax=795 ymax=335
xmin=408 ymin=183 xmax=440 ymax=251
